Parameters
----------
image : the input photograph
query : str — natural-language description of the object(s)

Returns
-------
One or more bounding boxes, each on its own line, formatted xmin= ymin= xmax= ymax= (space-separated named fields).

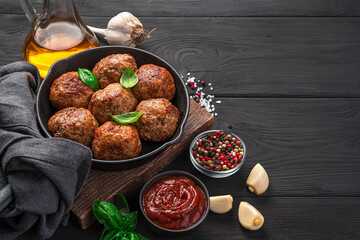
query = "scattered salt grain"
xmin=183 ymin=73 xmax=219 ymax=116
xmin=216 ymin=100 xmax=221 ymax=104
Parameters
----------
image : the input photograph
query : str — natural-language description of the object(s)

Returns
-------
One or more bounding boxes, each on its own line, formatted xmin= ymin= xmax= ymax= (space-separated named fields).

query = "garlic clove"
xmin=238 ymin=201 xmax=264 ymax=230
xmin=209 ymin=195 xmax=233 ymax=214
xmin=246 ymin=163 xmax=269 ymax=195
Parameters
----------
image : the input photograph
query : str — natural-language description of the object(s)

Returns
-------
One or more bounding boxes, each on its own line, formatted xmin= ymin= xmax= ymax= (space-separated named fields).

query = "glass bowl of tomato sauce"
xmin=139 ymin=170 xmax=210 ymax=236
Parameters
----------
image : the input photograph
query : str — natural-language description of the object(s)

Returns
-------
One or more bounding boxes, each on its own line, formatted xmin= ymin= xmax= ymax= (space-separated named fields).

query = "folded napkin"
xmin=0 ymin=62 xmax=92 ymax=240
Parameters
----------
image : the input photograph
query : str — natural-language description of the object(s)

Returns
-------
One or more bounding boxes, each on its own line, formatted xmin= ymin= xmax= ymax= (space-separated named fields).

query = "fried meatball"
xmin=135 ymin=98 xmax=180 ymax=142
xmin=92 ymin=121 xmax=141 ymax=160
xmin=132 ymin=64 xmax=176 ymax=101
xmin=49 ymin=72 xmax=94 ymax=110
xmin=48 ymin=107 xmax=99 ymax=147
xmin=92 ymin=54 xmax=138 ymax=89
xmin=88 ymin=83 xmax=138 ymax=124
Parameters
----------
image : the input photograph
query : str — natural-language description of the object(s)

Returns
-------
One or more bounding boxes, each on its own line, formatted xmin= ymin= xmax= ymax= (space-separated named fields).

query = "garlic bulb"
xmin=209 ymin=195 xmax=233 ymax=214
xmin=88 ymin=12 xmax=153 ymax=47
xmin=238 ymin=201 xmax=264 ymax=230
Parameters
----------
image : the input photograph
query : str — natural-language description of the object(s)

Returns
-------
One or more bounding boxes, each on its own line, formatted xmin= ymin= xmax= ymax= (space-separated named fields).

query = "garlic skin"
xmin=246 ymin=163 xmax=269 ymax=195
xmin=209 ymin=195 xmax=233 ymax=214
xmin=238 ymin=201 xmax=264 ymax=230
xmin=88 ymin=12 xmax=151 ymax=47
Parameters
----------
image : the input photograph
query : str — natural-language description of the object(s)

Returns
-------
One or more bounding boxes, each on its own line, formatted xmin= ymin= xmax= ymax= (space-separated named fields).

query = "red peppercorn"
xmin=236 ymin=152 xmax=240 ymax=156
xmin=199 ymin=142 xmax=203 ymax=146
xmin=212 ymin=148 xmax=216 ymax=152
xmin=196 ymin=93 xmax=201 ymax=97
xmin=193 ymin=151 xmax=197 ymax=155
xmin=227 ymin=163 xmax=232 ymax=168
xmin=210 ymin=164 xmax=214 ymax=168
xmin=227 ymin=144 xmax=232 ymax=148
xmin=234 ymin=163 xmax=238 ymax=166
xmin=191 ymin=86 xmax=195 ymax=89
xmin=218 ymin=165 xmax=222 ymax=169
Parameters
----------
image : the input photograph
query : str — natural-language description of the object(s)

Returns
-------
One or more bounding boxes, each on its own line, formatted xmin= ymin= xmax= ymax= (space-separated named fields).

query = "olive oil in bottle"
xmin=23 ymin=21 xmax=99 ymax=78
xmin=20 ymin=0 xmax=99 ymax=78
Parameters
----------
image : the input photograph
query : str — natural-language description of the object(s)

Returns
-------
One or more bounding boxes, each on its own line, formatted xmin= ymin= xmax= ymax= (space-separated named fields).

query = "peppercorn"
xmin=192 ymin=131 xmax=244 ymax=172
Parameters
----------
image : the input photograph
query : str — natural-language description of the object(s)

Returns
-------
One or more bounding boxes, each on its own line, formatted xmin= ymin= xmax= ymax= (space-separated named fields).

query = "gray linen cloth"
xmin=0 ymin=62 xmax=92 ymax=239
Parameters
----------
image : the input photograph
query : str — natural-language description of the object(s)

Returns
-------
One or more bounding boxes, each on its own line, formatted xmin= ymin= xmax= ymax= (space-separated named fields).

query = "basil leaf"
xmin=126 ymin=232 xmax=140 ymax=240
xmin=78 ymin=68 xmax=99 ymax=91
xmin=115 ymin=194 xmax=130 ymax=216
xmin=110 ymin=111 xmax=143 ymax=124
xmin=120 ymin=211 xmax=138 ymax=232
xmin=93 ymin=201 xmax=122 ymax=230
xmin=120 ymin=67 xmax=138 ymax=88
xmin=103 ymin=230 xmax=120 ymax=240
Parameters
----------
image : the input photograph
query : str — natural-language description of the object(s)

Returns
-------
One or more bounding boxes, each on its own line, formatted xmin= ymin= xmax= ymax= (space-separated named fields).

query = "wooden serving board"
xmin=71 ymin=99 xmax=214 ymax=229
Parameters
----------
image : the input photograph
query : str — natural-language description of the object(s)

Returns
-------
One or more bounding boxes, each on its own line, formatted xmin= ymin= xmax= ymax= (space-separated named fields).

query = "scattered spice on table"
xmin=181 ymin=72 xmax=221 ymax=116
xmin=192 ymin=131 xmax=244 ymax=171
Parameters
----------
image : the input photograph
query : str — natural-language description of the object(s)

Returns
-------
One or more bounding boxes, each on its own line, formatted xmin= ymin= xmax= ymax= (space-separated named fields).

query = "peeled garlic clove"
xmin=246 ymin=163 xmax=269 ymax=195
xmin=209 ymin=195 xmax=233 ymax=214
xmin=238 ymin=201 xmax=264 ymax=230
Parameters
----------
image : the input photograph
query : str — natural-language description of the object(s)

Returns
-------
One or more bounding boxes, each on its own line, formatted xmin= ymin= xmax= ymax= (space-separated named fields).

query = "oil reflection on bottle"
xmin=21 ymin=0 xmax=99 ymax=78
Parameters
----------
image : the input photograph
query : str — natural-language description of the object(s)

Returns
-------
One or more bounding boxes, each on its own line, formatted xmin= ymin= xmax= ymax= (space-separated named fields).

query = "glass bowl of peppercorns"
xmin=189 ymin=130 xmax=246 ymax=178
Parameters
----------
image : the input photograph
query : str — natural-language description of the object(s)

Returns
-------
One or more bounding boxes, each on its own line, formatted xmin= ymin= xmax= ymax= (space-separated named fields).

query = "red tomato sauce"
xmin=143 ymin=176 xmax=206 ymax=230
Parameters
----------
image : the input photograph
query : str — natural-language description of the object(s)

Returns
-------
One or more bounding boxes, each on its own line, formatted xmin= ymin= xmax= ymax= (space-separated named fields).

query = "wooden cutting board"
xmin=71 ymin=99 xmax=214 ymax=229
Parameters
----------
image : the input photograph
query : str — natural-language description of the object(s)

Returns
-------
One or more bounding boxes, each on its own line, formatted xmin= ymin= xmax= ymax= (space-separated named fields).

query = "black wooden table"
xmin=1 ymin=0 xmax=360 ymax=239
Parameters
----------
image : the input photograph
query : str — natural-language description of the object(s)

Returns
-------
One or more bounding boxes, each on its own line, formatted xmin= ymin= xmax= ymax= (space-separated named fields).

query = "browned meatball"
xmin=92 ymin=54 xmax=138 ymax=89
xmin=132 ymin=64 xmax=176 ymax=101
xmin=92 ymin=121 xmax=141 ymax=160
xmin=135 ymin=98 xmax=180 ymax=142
xmin=48 ymin=107 xmax=99 ymax=147
xmin=49 ymin=72 xmax=94 ymax=110
xmin=88 ymin=83 xmax=138 ymax=124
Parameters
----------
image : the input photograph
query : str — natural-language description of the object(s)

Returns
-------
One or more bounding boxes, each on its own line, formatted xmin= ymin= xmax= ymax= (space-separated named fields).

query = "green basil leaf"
xmin=78 ymin=68 xmax=99 ymax=91
xmin=110 ymin=111 xmax=143 ymax=125
xmin=120 ymin=211 xmax=138 ymax=232
xmin=103 ymin=230 xmax=120 ymax=240
xmin=134 ymin=232 xmax=148 ymax=240
xmin=115 ymin=194 xmax=130 ymax=216
xmin=125 ymin=232 xmax=140 ymax=240
xmin=120 ymin=67 xmax=138 ymax=88
xmin=93 ymin=201 xmax=122 ymax=230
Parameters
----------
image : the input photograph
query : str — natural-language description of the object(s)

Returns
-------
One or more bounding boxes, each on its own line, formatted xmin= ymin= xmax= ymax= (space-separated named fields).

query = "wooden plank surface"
xmin=2 ymin=15 xmax=360 ymax=97
xmin=202 ymin=98 xmax=360 ymax=197
xmin=71 ymin=99 xmax=214 ymax=229
xmin=2 ymin=0 xmax=360 ymax=17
